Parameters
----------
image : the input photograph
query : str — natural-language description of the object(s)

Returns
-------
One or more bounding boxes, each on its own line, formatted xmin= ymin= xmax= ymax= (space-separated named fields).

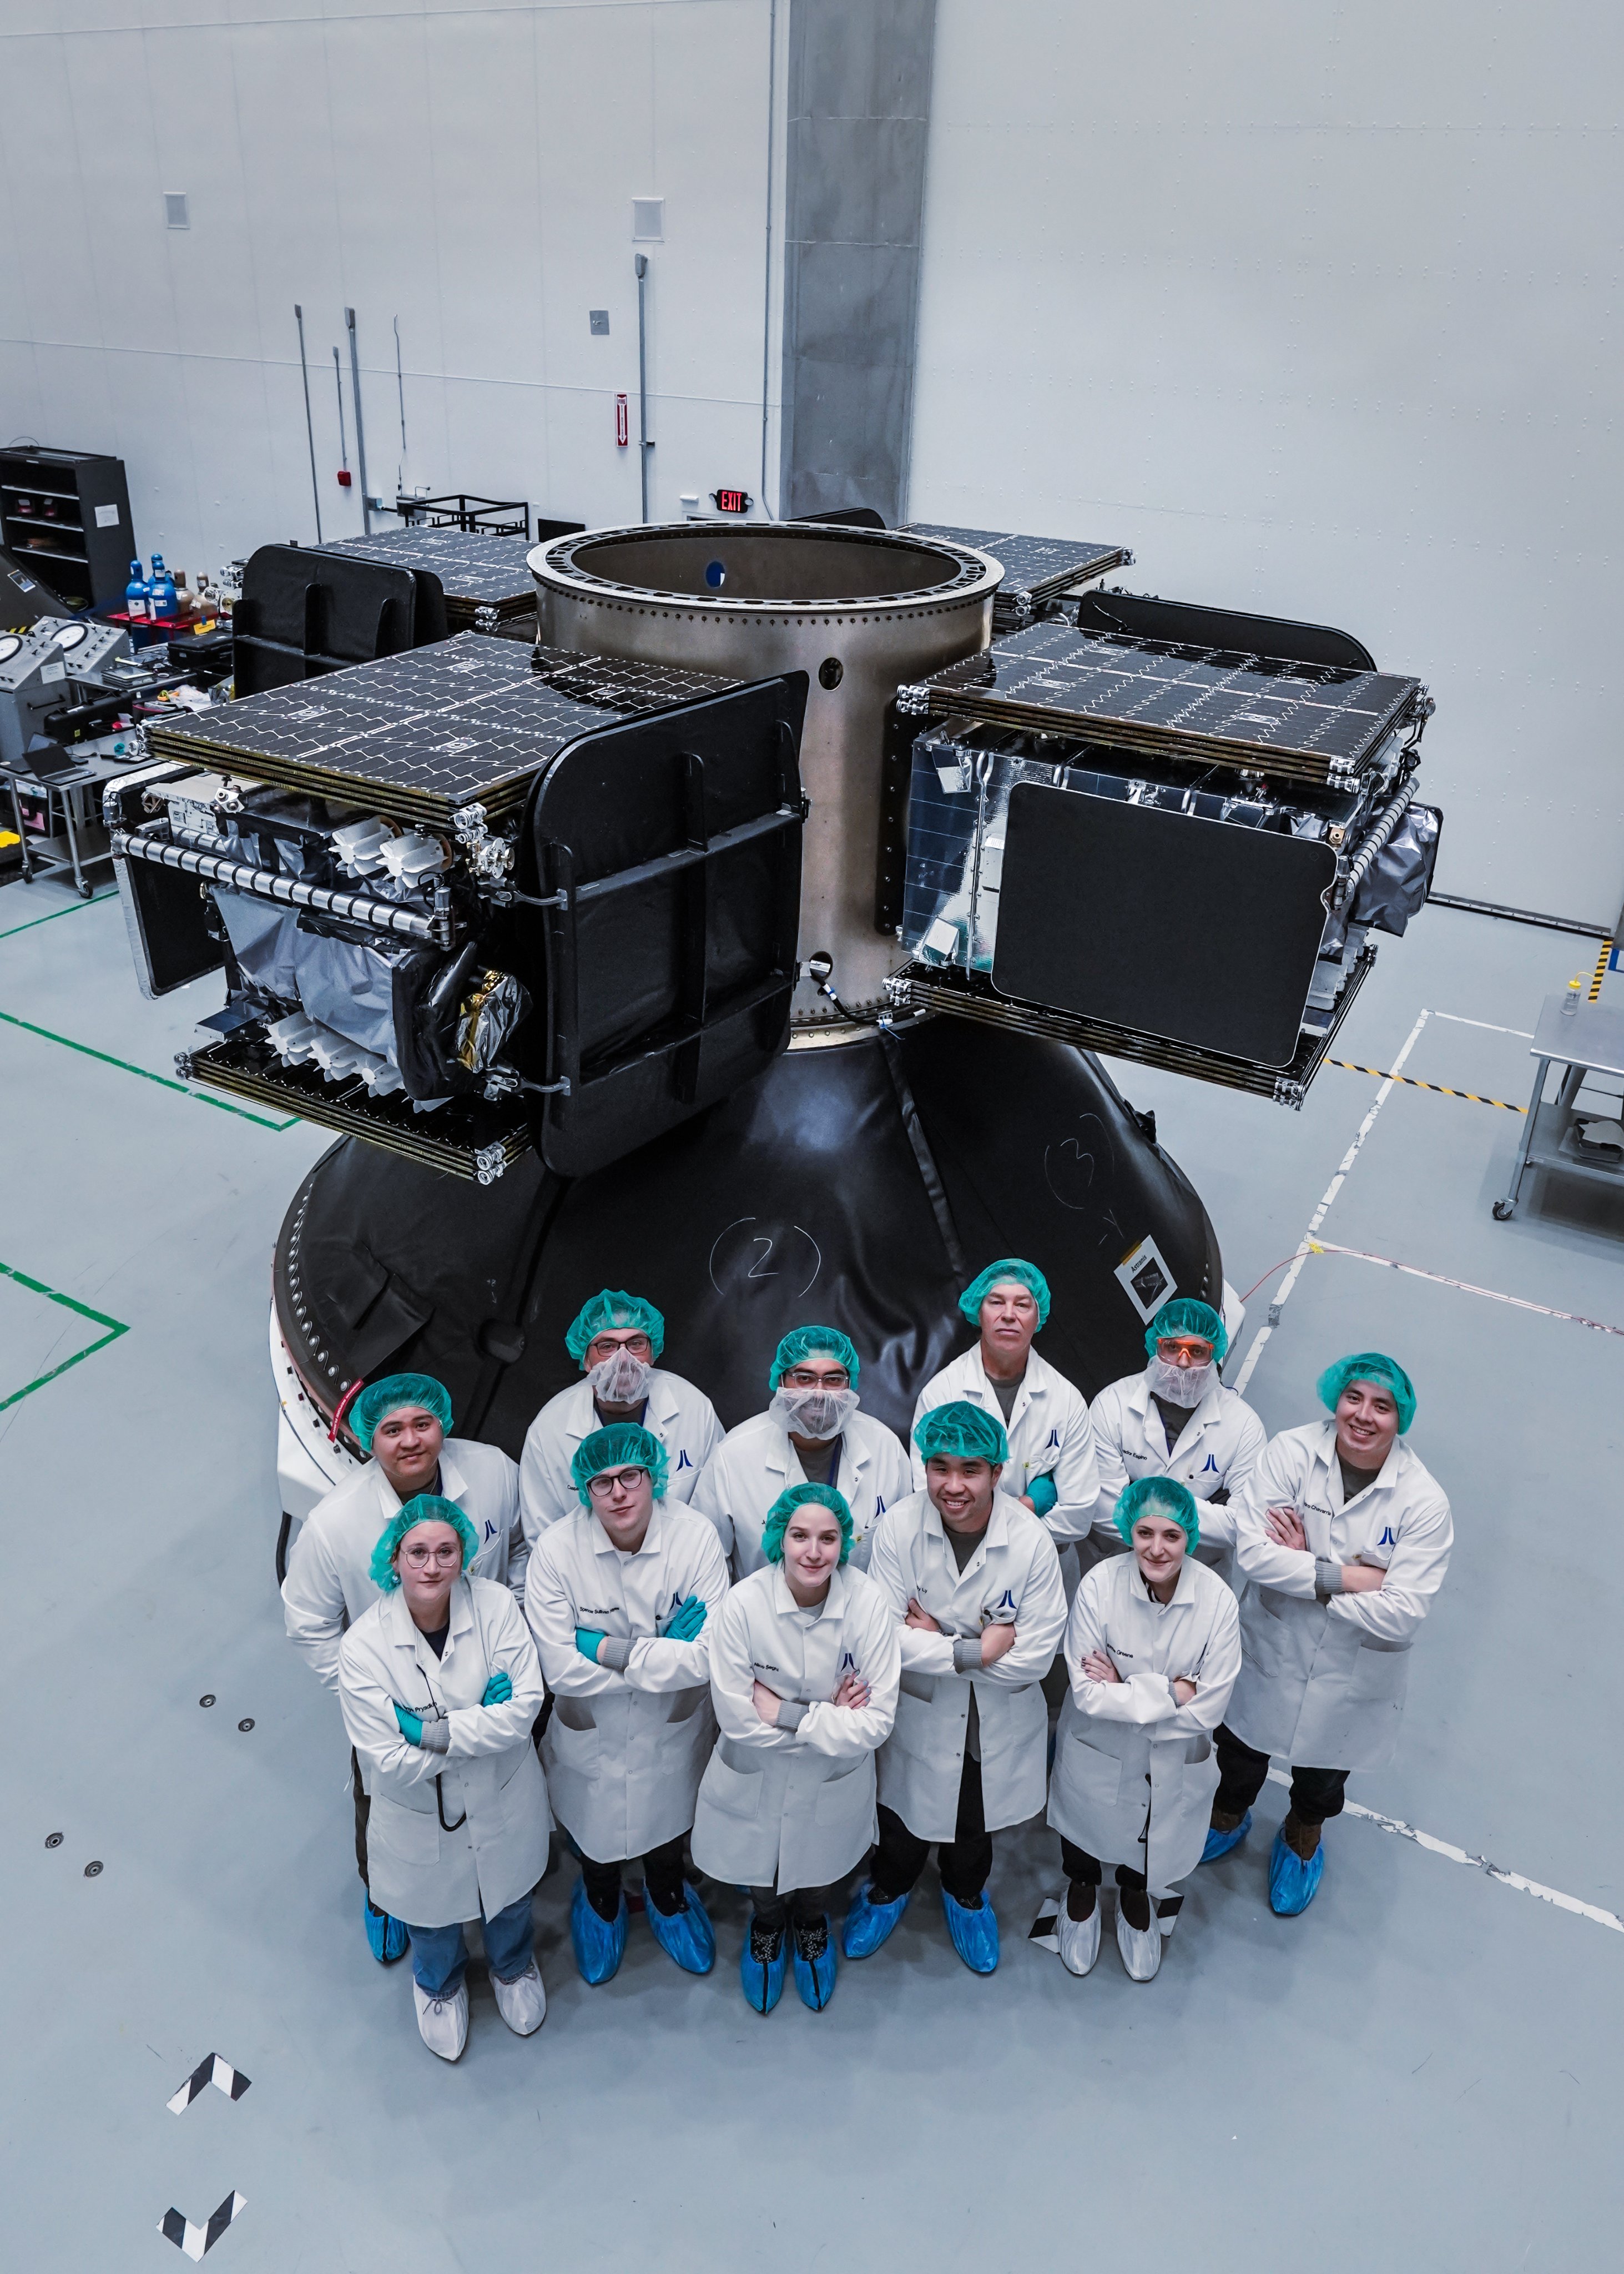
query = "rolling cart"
xmin=1494 ymin=992 xmax=1624 ymax=1219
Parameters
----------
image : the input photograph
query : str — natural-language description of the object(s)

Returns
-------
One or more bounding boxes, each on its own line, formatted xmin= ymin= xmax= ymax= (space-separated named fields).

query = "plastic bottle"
xmin=1562 ymin=977 xmax=1582 ymax=1018
xmin=149 ymin=554 xmax=178 ymax=621
xmin=125 ymin=560 xmax=149 ymax=623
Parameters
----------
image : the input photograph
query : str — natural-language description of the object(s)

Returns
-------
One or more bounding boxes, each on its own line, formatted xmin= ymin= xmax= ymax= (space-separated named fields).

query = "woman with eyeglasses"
xmin=692 ymin=1326 xmax=912 ymax=1577
xmin=339 ymin=1494 xmax=550 ymax=2061
xmin=524 ymin=1423 xmax=730 ymax=1985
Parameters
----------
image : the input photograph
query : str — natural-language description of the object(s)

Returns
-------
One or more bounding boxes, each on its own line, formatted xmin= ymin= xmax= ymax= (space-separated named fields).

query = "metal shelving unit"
xmin=0 ymin=447 xmax=133 ymax=611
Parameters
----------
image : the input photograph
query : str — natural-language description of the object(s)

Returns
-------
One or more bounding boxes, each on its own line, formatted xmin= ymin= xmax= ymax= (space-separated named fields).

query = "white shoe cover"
xmin=1057 ymin=1900 xmax=1101 ymax=1977
xmin=491 ymin=1958 xmax=547 ymax=2036
xmin=413 ymin=1978 xmax=470 ymax=2060
xmin=1116 ymin=1901 xmax=1163 ymax=1982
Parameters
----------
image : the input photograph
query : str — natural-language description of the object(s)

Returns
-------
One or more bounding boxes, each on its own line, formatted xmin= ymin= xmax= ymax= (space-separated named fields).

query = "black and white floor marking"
xmin=167 ymin=2054 xmax=250 ymax=2114
xmin=1027 ymin=1891 xmax=1063 ymax=1954
xmin=158 ymin=2192 xmax=246 ymax=2260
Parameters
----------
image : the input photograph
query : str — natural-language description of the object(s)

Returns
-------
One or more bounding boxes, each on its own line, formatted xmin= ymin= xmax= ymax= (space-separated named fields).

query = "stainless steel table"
xmin=1495 ymin=993 xmax=1624 ymax=1219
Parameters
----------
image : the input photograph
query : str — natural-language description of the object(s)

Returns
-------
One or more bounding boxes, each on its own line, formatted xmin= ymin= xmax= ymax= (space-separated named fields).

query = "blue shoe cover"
xmin=941 ymin=1886 xmax=999 ymax=1974
xmin=1200 ymin=1809 xmax=1253 ymax=1865
xmin=1269 ymin=1828 xmax=1325 ymax=1916
xmin=791 ymin=1914 xmax=838 ymax=2011
xmin=740 ymin=1916 xmax=788 ymax=2013
xmin=645 ymin=1881 xmax=716 ymax=1975
xmin=841 ymin=1879 xmax=909 ymax=1959
xmin=570 ymin=1876 xmax=629 ymax=1983
xmin=363 ymin=1891 xmax=408 ymax=1964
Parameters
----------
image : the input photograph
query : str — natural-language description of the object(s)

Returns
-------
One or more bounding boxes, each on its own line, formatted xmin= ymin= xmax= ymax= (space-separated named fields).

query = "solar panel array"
xmin=907 ymin=620 xmax=1424 ymax=786
xmin=148 ymin=633 xmax=739 ymax=828
xmin=315 ymin=529 xmax=537 ymax=623
xmin=900 ymin=524 xmax=1129 ymax=629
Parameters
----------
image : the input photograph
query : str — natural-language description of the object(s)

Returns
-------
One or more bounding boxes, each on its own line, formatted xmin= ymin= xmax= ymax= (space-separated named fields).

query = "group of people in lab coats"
xmin=282 ymin=1260 xmax=1452 ymax=2061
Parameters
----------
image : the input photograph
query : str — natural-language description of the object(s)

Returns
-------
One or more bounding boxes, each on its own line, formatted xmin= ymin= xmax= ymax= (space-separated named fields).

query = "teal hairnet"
xmin=768 ymin=1325 xmax=861 ymax=1392
xmin=352 ymin=1373 xmax=453 ymax=1455
xmin=761 ymin=1482 xmax=855 ymax=1568
xmin=914 ymin=1400 xmax=1010 ymax=1466
xmin=564 ymin=1289 xmax=666 ymax=1369
xmin=1318 ymin=1351 xmax=1416 ymax=1435
xmin=368 ymin=1493 xmax=480 ymax=1591
xmin=571 ymin=1422 xmax=670 ymax=1507
xmin=1113 ymin=1475 xmax=1200 ymax=1552
xmin=1144 ymin=1297 xmax=1228 ymax=1365
xmin=957 ymin=1257 xmax=1051 ymax=1329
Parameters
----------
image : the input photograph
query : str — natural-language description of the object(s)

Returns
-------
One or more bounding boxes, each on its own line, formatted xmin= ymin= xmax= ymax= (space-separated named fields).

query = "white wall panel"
xmin=1 ymin=0 xmax=781 ymax=575
xmin=911 ymin=0 xmax=1624 ymax=921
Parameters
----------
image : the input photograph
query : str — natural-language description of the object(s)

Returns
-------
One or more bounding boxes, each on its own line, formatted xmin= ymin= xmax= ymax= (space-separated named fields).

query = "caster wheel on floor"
xmin=77 ymin=879 xmax=94 ymax=899
xmin=1492 ymin=1200 xmax=1515 ymax=1221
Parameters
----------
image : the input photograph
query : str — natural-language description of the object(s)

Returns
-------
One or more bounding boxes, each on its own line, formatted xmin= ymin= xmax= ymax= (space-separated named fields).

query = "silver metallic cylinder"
xmin=529 ymin=521 xmax=1000 ymax=1018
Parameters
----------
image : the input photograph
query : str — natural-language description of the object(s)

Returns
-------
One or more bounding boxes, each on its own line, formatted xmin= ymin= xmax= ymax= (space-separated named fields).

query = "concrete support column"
xmin=779 ymin=0 xmax=936 ymax=526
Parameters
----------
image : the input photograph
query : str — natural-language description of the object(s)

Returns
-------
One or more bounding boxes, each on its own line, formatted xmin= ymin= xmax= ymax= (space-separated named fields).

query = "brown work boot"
xmin=1209 ymin=1806 xmax=1245 ymax=1834
xmin=1280 ymin=1810 xmax=1322 ymax=1862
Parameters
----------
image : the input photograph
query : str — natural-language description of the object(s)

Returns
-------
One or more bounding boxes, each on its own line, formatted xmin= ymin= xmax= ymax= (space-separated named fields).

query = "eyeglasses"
xmin=400 ymin=1543 xmax=462 ymax=1570
xmin=1156 ymin=1339 xmax=1214 ymax=1363
xmin=587 ymin=1467 xmax=650 ymax=1498
xmin=587 ymin=1335 xmax=653 ymax=1360
xmin=781 ymin=1368 xmax=850 ymax=1389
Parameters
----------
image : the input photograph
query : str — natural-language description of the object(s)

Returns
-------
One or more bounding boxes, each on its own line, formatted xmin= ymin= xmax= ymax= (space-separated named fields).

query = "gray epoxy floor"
xmin=3 ymin=874 xmax=1621 ymax=2272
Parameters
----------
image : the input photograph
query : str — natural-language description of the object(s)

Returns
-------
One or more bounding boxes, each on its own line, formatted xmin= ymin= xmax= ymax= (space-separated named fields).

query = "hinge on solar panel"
xmin=482 ymin=1069 xmax=571 ymax=1101
xmin=488 ymin=886 xmax=568 ymax=912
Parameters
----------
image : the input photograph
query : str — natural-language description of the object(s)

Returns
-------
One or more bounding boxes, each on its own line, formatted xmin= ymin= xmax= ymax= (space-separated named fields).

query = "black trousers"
xmin=580 ymin=1833 xmax=687 ymax=1918
xmin=1060 ymin=1838 xmax=1183 ymax=1919
xmin=872 ymin=1749 xmax=992 ymax=1905
xmin=352 ymin=1749 xmax=372 ymax=1890
xmin=1214 ymin=1724 xmax=1349 ymax=1827
xmin=749 ymin=1883 xmax=830 ymax=1931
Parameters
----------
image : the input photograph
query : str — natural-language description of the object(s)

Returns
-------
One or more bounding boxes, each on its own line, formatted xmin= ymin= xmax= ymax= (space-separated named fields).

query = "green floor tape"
xmin=0 ymin=890 xmax=118 ymax=942
xmin=0 ymin=1007 xmax=299 ymax=1130
xmin=0 ymin=1260 xmax=129 ymax=1411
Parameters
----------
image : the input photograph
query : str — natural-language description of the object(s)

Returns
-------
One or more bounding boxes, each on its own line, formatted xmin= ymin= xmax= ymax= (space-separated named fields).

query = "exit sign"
xmin=712 ymin=488 xmax=752 ymax=515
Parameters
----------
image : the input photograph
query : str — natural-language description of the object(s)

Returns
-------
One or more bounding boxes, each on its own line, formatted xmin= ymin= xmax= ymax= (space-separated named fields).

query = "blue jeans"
xmin=407 ymin=1895 xmax=534 ymax=1996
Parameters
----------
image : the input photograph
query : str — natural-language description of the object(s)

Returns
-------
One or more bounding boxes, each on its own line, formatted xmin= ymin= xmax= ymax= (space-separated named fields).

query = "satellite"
xmin=104 ymin=519 xmax=1438 ymax=1544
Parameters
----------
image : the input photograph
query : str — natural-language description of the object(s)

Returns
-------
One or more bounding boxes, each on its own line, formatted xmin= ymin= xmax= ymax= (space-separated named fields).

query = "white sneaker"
xmin=491 ymin=1958 xmax=547 ymax=2037
xmin=1116 ymin=1901 xmax=1163 ymax=1983
xmin=1057 ymin=1898 xmax=1101 ymax=1977
xmin=413 ymin=1978 xmax=470 ymax=2060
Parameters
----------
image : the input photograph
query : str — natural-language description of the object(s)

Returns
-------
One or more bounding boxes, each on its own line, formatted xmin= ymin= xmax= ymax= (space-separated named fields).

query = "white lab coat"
xmin=690 ymin=1564 xmax=902 ymax=1893
xmin=866 ymin=1490 xmax=1067 ymax=1842
xmin=282 ymin=1440 xmax=524 ymax=1697
xmin=525 ymin=1502 xmax=730 ymax=1861
xmin=518 ymin=1370 xmax=723 ymax=1543
xmin=911 ymin=1344 xmax=1100 ymax=1543
xmin=1047 ymin=1551 xmax=1242 ymax=1889
xmin=1228 ymin=1421 xmax=1454 ymax=1773
xmin=338 ymin=1576 xmax=551 ymax=1929
xmin=690 ymin=1407 xmax=913 ymax=1577
xmin=1087 ymin=1368 xmax=1267 ymax=1578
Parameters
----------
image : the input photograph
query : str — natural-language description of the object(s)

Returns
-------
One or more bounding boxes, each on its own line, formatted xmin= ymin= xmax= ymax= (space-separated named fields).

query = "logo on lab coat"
xmin=484 ymin=1518 xmax=497 ymax=1538
xmin=1045 ymin=1428 xmax=1061 ymax=1449
xmin=668 ymin=1590 xmax=684 ymax=1617
xmin=990 ymin=1587 xmax=1018 ymax=1620
xmin=839 ymin=1650 xmax=858 ymax=1678
xmin=1202 ymin=1454 xmax=1220 ymax=1473
xmin=675 ymin=1448 xmax=693 ymax=1470
xmin=874 ymin=1495 xmax=886 ymax=1514
xmin=1378 ymin=1525 xmax=1396 ymax=1547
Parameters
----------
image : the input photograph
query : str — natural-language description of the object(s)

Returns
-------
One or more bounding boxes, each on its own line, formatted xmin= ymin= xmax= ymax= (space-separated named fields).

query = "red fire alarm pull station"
xmin=616 ymin=394 xmax=629 ymax=447
xmin=336 ymin=469 xmax=352 ymax=488
xmin=712 ymin=489 xmax=752 ymax=514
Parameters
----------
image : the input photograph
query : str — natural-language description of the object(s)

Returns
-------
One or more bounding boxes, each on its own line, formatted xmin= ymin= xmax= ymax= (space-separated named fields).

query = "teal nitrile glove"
xmin=664 ymin=1594 xmax=708 ymax=1643
xmin=1027 ymin=1473 xmax=1058 ymax=1517
xmin=394 ymin=1703 xmax=425 ymax=1745
xmin=575 ymin=1628 xmax=607 ymax=1663
xmin=481 ymin=1669 xmax=513 ymax=1706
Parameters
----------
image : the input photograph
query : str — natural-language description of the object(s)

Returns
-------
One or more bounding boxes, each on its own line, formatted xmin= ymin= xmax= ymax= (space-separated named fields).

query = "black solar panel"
xmin=910 ymin=620 xmax=1423 ymax=785
xmin=900 ymin=525 xmax=1129 ymax=627
xmin=315 ymin=529 xmax=537 ymax=621
xmin=147 ymin=633 xmax=739 ymax=828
